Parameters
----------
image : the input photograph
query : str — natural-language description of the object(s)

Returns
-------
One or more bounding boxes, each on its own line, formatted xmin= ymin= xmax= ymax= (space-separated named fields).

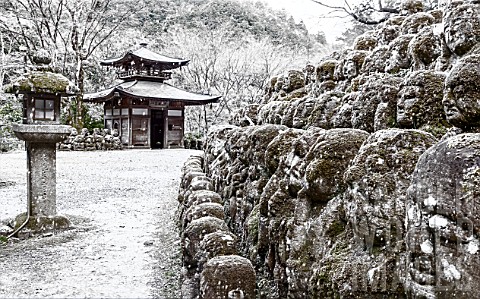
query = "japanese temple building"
xmin=84 ymin=46 xmax=220 ymax=149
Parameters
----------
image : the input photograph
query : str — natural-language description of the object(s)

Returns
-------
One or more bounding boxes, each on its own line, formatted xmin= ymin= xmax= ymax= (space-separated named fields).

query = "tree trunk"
xmin=0 ymin=32 xmax=4 ymax=90
xmin=75 ymin=55 xmax=84 ymax=130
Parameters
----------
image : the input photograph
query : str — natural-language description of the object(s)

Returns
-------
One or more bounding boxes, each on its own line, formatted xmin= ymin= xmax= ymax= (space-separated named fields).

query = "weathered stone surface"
xmin=331 ymin=92 xmax=356 ymax=129
xmin=405 ymin=133 xmax=480 ymax=298
xmin=341 ymin=50 xmax=369 ymax=79
xmin=385 ymin=34 xmax=415 ymax=74
xmin=200 ymin=255 xmax=255 ymax=299
xmin=345 ymin=129 xmax=437 ymax=251
xmin=361 ymin=46 xmax=390 ymax=74
xmin=444 ymin=2 xmax=480 ymax=56
xmin=306 ymin=129 xmax=436 ymax=298
xmin=316 ymin=60 xmax=338 ymax=82
xmin=180 ymin=3 xmax=480 ymax=298
xmin=189 ymin=176 xmax=214 ymax=192
xmin=59 ymin=127 xmax=122 ymax=151
xmin=185 ymin=190 xmax=223 ymax=208
xmin=400 ymin=0 xmax=425 ymax=15
xmin=307 ymin=91 xmax=345 ymax=129
xmin=397 ymin=70 xmax=448 ymax=136
xmin=353 ymin=32 xmax=378 ymax=51
xmin=183 ymin=202 xmax=225 ymax=230
xmin=292 ymin=97 xmax=317 ymax=129
xmin=264 ymin=128 xmax=304 ymax=175
xmin=351 ymin=74 xmax=402 ymax=132
xmin=183 ymin=216 xmax=229 ymax=268
xmin=408 ymin=27 xmax=442 ymax=70
xmin=282 ymin=70 xmax=305 ymax=93
xmin=401 ymin=12 xmax=435 ymax=34
xmin=443 ymin=54 xmax=480 ymax=129
xmin=230 ymin=104 xmax=259 ymax=127
xmin=195 ymin=231 xmax=237 ymax=272
xmin=257 ymin=128 xmax=368 ymax=297
xmin=258 ymin=101 xmax=289 ymax=125
xmin=302 ymin=128 xmax=369 ymax=203
xmin=377 ymin=24 xmax=401 ymax=45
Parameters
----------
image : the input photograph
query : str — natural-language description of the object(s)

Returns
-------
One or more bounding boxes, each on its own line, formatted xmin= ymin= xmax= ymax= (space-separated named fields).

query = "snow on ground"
xmin=0 ymin=149 xmax=199 ymax=298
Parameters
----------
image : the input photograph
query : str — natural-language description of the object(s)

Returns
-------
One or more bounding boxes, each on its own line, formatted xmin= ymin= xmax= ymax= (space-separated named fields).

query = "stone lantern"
xmin=4 ymin=49 xmax=78 ymax=235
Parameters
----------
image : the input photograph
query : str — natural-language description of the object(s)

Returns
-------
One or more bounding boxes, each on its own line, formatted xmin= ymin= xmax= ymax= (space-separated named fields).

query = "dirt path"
xmin=0 ymin=149 xmax=198 ymax=298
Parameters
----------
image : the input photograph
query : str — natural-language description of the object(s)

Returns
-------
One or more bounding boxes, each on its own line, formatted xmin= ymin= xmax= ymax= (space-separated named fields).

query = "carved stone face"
xmin=397 ymin=85 xmax=423 ymax=127
xmin=405 ymin=133 xmax=480 ymax=298
xmin=342 ymin=50 xmax=368 ymax=79
xmin=385 ymin=34 xmax=414 ymax=73
xmin=444 ymin=3 xmax=480 ymax=56
xmin=316 ymin=60 xmax=338 ymax=82
xmin=343 ymin=59 xmax=359 ymax=79
xmin=397 ymin=70 xmax=446 ymax=130
xmin=442 ymin=55 xmax=480 ymax=128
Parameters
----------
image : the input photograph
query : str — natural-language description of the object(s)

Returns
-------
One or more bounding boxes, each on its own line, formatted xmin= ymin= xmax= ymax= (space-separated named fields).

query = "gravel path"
xmin=0 ymin=149 xmax=198 ymax=298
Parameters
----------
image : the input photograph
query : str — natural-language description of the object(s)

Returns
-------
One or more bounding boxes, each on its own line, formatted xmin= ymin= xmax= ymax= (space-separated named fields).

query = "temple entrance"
xmin=132 ymin=118 xmax=149 ymax=146
xmin=151 ymin=110 xmax=165 ymax=149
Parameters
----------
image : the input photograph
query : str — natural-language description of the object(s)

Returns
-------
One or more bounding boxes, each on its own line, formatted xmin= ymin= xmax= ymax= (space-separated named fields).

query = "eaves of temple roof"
xmin=100 ymin=47 xmax=189 ymax=70
xmin=83 ymin=80 xmax=220 ymax=106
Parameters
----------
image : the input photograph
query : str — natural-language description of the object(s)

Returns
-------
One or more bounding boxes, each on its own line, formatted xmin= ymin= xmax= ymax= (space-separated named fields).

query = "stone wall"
xmin=178 ymin=1 xmax=480 ymax=298
xmin=58 ymin=128 xmax=122 ymax=151
xmin=178 ymin=154 xmax=256 ymax=299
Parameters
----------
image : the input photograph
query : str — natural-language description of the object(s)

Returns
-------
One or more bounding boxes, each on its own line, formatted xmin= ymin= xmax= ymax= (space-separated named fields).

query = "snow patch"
xmin=467 ymin=239 xmax=479 ymax=254
xmin=221 ymin=234 xmax=234 ymax=241
xmin=441 ymin=259 xmax=461 ymax=281
xmin=367 ymin=267 xmax=377 ymax=282
xmin=428 ymin=215 xmax=449 ymax=229
xmin=433 ymin=23 xmax=443 ymax=35
xmin=423 ymin=195 xmax=437 ymax=207
xmin=420 ymin=240 xmax=433 ymax=254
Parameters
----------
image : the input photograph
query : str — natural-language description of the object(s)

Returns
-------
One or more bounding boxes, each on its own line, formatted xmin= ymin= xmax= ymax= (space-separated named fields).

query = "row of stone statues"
xmin=208 ymin=0 xmax=480 ymax=298
xmin=232 ymin=0 xmax=480 ymax=142
xmin=58 ymin=128 xmax=122 ymax=151
xmin=177 ymin=154 xmax=256 ymax=298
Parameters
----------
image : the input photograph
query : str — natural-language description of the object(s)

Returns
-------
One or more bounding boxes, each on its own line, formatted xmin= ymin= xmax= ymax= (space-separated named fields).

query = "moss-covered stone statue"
xmin=397 ymin=70 xmax=449 ymax=137
xmin=442 ymin=54 xmax=480 ymax=129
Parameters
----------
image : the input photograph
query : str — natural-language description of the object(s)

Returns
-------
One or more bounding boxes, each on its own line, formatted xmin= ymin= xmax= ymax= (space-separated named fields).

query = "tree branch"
xmin=310 ymin=0 xmax=399 ymax=25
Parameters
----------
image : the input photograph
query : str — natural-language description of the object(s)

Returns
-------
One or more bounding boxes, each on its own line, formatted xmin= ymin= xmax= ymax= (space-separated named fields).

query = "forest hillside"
xmin=176 ymin=0 xmax=480 ymax=297
xmin=0 ymin=0 xmax=328 ymax=151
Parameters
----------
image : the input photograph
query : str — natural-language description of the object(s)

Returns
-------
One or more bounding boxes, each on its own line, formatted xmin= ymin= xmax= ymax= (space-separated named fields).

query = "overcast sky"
xmin=239 ymin=0 xmax=357 ymax=43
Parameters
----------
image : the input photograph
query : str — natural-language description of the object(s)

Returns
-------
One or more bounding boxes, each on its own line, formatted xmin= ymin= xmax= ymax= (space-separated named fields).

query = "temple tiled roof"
xmin=101 ymin=47 xmax=189 ymax=70
xmin=83 ymin=80 xmax=220 ymax=106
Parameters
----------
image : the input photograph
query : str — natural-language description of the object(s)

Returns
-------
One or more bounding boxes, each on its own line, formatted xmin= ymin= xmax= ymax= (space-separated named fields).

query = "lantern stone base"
xmin=13 ymin=213 xmax=70 ymax=235
xmin=12 ymin=124 xmax=72 ymax=237
xmin=12 ymin=124 xmax=72 ymax=143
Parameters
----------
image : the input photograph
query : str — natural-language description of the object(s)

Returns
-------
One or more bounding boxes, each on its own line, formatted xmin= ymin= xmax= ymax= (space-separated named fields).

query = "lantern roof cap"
xmin=4 ymin=71 xmax=78 ymax=96
xmin=4 ymin=48 xmax=78 ymax=96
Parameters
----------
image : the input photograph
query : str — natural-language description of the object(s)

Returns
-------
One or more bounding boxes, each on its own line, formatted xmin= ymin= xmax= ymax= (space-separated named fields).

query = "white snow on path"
xmin=0 ymin=149 xmax=200 ymax=298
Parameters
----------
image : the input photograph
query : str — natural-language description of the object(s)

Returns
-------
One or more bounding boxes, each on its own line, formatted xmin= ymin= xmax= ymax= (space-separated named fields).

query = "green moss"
xmin=387 ymin=115 xmax=397 ymax=128
xmin=326 ymin=220 xmax=346 ymax=239
xmin=421 ymin=121 xmax=450 ymax=139
xmin=283 ymin=88 xmax=307 ymax=101
xmin=14 ymin=213 xmax=70 ymax=233
xmin=5 ymin=71 xmax=75 ymax=95
xmin=247 ymin=204 xmax=260 ymax=244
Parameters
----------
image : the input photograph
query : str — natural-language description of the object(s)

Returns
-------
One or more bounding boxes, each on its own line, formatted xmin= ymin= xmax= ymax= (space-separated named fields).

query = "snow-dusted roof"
xmin=83 ymin=80 xmax=220 ymax=106
xmin=100 ymin=47 xmax=189 ymax=69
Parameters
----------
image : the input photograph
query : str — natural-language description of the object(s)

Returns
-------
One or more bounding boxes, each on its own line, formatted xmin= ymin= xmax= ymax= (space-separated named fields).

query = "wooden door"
xmin=132 ymin=118 xmax=149 ymax=146
xmin=150 ymin=110 xmax=165 ymax=149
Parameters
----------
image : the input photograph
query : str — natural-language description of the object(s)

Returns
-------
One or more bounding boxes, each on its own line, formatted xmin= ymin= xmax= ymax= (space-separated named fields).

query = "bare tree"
xmin=0 ymin=0 xmax=137 ymax=129
xmin=310 ymin=0 xmax=400 ymax=25
xmin=168 ymin=26 xmax=306 ymax=134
